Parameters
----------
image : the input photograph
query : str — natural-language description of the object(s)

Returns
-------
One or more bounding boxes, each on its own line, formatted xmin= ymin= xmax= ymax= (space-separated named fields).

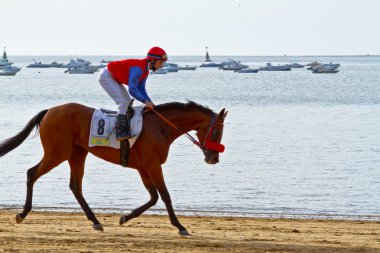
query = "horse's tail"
xmin=0 ymin=109 xmax=49 ymax=158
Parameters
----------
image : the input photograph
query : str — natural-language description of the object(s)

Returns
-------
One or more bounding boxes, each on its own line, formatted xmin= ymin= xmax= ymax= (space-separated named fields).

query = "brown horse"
xmin=0 ymin=101 xmax=227 ymax=235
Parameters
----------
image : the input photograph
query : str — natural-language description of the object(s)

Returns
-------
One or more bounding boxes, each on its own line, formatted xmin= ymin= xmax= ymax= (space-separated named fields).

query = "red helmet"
xmin=147 ymin=47 xmax=168 ymax=61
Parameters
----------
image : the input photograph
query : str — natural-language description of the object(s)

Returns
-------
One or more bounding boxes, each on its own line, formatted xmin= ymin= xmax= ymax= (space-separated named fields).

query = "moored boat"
xmin=284 ymin=63 xmax=304 ymax=68
xmin=200 ymin=62 xmax=223 ymax=67
xmin=61 ymin=58 xmax=91 ymax=68
xmin=162 ymin=62 xmax=179 ymax=72
xmin=151 ymin=69 xmax=168 ymax=74
xmin=178 ymin=65 xmax=197 ymax=70
xmin=65 ymin=67 xmax=97 ymax=74
xmin=313 ymin=69 xmax=339 ymax=74
xmin=27 ymin=61 xmax=63 ymax=68
xmin=220 ymin=60 xmax=248 ymax=71
xmin=235 ymin=68 xmax=259 ymax=73
xmin=259 ymin=63 xmax=291 ymax=71
xmin=309 ymin=62 xmax=340 ymax=72
xmin=0 ymin=65 xmax=21 ymax=76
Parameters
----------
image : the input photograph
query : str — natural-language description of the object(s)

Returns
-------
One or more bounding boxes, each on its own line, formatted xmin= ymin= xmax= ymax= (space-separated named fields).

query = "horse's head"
xmin=196 ymin=108 xmax=228 ymax=165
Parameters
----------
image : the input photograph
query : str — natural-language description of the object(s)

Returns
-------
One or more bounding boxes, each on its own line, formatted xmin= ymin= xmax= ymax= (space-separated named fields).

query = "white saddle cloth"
xmin=88 ymin=106 xmax=144 ymax=149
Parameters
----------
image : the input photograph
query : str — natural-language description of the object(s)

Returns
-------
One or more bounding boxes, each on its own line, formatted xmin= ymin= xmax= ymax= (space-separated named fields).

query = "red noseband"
xmin=205 ymin=140 xmax=225 ymax=153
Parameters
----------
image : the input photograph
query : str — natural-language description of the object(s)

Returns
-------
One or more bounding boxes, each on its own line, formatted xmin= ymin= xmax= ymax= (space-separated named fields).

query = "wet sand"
xmin=0 ymin=210 xmax=379 ymax=252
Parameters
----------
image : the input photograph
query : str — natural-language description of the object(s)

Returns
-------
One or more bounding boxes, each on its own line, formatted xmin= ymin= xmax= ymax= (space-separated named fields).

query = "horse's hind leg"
xmin=120 ymin=169 xmax=159 ymax=225
xmin=16 ymin=157 xmax=63 ymax=223
xmin=68 ymin=146 xmax=102 ymax=231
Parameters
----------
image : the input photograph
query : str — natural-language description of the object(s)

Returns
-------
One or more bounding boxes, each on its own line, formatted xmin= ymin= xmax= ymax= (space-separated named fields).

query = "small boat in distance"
xmin=151 ymin=69 xmax=168 ymax=74
xmin=178 ymin=65 xmax=197 ymax=70
xmin=313 ymin=68 xmax=339 ymax=74
xmin=235 ymin=68 xmax=259 ymax=73
xmin=308 ymin=62 xmax=340 ymax=72
xmin=305 ymin=61 xmax=322 ymax=67
xmin=284 ymin=63 xmax=304 ymax=69
xmin=0 ymin=69 xmax=18 ymax=76
xmin=61 ymin=58 xmax=91 ymax=68
xmin=65 ymin=66 xmax=97 ymax=74
xmin=259 ymin=63 xmax=291 ymax=71
xmin=0 ymin=65 xmax=21 ymax=76
xmin=100 ymin=59 xmax=112 ymax=63
xmin=162 ymin=62 xmax=179 ymax=72
xmin=220 ymin=60 xmax=249 ymax=71
xmin=27 ymin=60 xmax=63 ymax=68
xmin=200 ymin=62 xmax=223 ymax=67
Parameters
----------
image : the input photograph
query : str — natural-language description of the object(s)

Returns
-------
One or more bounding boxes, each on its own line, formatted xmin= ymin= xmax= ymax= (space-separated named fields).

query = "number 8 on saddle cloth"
xmin=88 ymin=106 xmax=144 ymax=150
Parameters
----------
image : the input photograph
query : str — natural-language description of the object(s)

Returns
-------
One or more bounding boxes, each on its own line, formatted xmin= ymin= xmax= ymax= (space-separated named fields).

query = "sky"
xmin=2 ymin=0 xmax=380 ymax=56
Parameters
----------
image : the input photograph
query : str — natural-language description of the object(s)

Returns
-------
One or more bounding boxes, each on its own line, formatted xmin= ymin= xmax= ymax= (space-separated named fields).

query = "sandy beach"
xmin=0 ymin=210 xmax=378 ymax=252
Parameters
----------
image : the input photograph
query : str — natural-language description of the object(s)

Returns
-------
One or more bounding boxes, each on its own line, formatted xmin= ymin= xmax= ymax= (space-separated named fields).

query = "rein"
xmin=151 ymin=108 xmax=225 ymax=153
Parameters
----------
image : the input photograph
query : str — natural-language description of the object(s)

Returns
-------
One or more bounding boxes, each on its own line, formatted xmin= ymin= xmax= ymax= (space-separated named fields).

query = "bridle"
xmin=185 ymin=115 xmax=225 ymax=155
xmin=151 ymin=109 xmax=225 ymax=155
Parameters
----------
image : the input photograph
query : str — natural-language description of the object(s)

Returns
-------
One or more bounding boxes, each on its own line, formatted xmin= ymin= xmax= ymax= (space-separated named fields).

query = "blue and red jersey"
xmin=107 ymin=59 xmax=151 ymax=103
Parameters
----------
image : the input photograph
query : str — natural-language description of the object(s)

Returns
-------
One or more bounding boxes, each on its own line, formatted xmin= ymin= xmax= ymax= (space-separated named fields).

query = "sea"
xmin=0 ymin=55 xmax=379 ymax=221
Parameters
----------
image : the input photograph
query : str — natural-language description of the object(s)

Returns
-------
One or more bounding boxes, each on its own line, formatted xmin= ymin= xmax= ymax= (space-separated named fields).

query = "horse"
xmin=0 ymin=101 xmax=227 ymax=235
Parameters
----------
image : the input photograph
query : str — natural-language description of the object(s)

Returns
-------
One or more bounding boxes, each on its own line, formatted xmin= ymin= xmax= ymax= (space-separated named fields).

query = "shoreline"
xmin=0 ymin=210 xmax=378 ymax=252
xmin=1 ymin=207 xmax=379 ymax=222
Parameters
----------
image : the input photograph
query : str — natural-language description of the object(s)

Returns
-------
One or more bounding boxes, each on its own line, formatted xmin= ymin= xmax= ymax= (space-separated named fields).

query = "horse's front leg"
xmin=120 ymin=169 xmax=159 ymax=225
xmin=148 ymin=166 xmax=189 ymax=236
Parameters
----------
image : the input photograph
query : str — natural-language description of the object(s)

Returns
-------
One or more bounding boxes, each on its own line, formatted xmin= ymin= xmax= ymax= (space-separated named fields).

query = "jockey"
xmin=98 ymin=47 xmax=168 ymax=141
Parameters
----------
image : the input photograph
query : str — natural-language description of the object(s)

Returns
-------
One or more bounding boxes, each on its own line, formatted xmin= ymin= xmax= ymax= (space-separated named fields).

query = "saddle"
xmin=88 ymin=106 xmax=144 ymax=167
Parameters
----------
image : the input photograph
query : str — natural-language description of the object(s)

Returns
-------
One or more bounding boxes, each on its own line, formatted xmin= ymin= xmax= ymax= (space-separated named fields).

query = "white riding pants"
xmin=98 ymin=67 xmax=132 ymax=115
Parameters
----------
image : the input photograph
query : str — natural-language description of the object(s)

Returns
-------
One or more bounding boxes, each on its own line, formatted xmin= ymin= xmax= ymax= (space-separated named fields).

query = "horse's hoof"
xmin=179 ymin=229 xmax=190 ymax=236
xmin=16 ymin=214 xmax=24 ymax=224
xmin=93 ymin=224 xmax=104 ymax=231
xmin=119 ymin=215 xmax=127 ymax=225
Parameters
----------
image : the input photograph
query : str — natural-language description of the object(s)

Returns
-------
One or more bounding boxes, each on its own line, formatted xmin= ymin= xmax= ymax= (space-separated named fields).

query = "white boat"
xmin=220 ymin=60 xmax=248 ymax=71
xmin=313 ymin=68 xmax=339 ymax=74
xmin=310 ymin=62 xmax=340 ymax=72
xmin=259 ymin=63 xmax=291 ymax=71
xmin=235 ymin=68 xmax=259 ymax=73
xmin=151 ymin=69 xmax=168 ymax=74
xmin=305 ymin=61 xmax=322 ymax=67
xmin=88 ymin=64 xmax=106 ymax=71
xmin=178 ymin=65 xmax=197 ymax=70
xmin=27 ymin=61 xmax=63 ymax=68
xmin=199 ymin=62 xmax=223 ymax=67
xmin=0 ymin=69 xmax=18 ymax=76
xmin=65 ymin=67 xmax=97 ymax=74
xmin=283 ymin=63 xmax=304 ymax=68
xmin=61 ymin=58 xmax=91 ymax=68
xmin=0 ymin=66 xmax=21 ymax=76
xmin=162 ymin=62 xmax=179 ymax=72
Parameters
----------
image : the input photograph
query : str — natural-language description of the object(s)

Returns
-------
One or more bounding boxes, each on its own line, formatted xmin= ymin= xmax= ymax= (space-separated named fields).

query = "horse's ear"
xmin=218 ymin=108 xmax=227 ymax=120
xmin=223 ymin=110 xmax=228 ymax=119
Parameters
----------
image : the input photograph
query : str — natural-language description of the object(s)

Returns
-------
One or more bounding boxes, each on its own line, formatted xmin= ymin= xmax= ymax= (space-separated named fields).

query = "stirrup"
xmin=116 ymin=128 xmax=132 ymax=141
xmin=116 ymin=136 xmax=130 ymax=142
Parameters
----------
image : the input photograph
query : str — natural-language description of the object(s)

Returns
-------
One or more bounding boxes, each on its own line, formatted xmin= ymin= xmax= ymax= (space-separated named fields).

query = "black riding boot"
xmin=115 ymin=114 xmax=131 ymax=141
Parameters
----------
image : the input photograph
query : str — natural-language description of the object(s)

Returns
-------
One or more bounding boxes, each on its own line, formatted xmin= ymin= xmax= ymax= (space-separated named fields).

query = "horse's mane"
xmin=154 ymin=101 xmax=215 ymax=116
